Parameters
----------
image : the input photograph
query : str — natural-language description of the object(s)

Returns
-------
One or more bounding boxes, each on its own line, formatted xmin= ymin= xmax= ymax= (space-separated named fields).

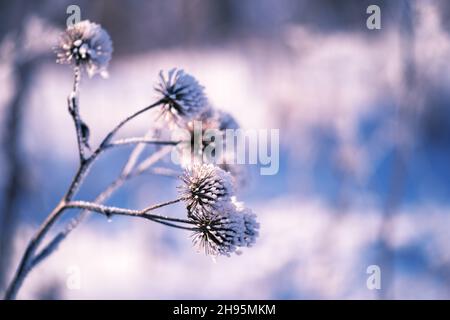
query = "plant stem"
xmin=99 ymin=100 xmax=162 ymax=149
xmin=29 ymin=145 xmax=174 ymax=274
xmin=145 ymin=218 xmax=198 ymax=231
xmin=5 ymin=97 xmax=165 ymax=299
xmin=68 ymin=66 xmax=86 ymax=163
xmin=65 ymin=199 xmax=193 ymax=225
xmin=4 ymin=157 xmax=92 ymax=300
xmin=106 ymin=137 xmax=181 ymax=148
xmin=4 ymin=201 xmax=66 ymax=300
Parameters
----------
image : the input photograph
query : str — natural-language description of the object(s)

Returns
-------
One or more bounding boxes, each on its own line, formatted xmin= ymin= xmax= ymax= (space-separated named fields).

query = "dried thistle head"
xmin=232 ymin=198 xmax=259 ymax=247
xmin=55 ymin=20 xmax=113 ymax=77
xmin=190 ymin=201 xmax=259 ymax=256
xmin=192 ymin=110 xmax=247 ymax=186
xmin=176 ymin=109 xmax=240 ymax=167
xmin=155 ymin=68 xmax=208 ymax=123
xmin=179 ymin=164 xmax=234 ymax=216
xmin=189 ymin=108 xmax=240 ymax=145
xmin=192 ymin=108 xmax=239 ymax=131
xmin=213 ymin=109 xmax=240 ymax=132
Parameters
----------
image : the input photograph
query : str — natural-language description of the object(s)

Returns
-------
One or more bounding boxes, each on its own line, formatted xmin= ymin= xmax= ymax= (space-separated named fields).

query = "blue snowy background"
xmin=1 ymin=0 xmax=450 ymax=299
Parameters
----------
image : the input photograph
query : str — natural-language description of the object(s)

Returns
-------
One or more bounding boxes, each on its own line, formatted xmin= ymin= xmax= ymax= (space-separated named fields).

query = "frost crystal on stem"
xmin=180 ymin=164 xmax=234 ymax=216
xmin=55 ymin=20 xmax=113 ymax=77
xmin=155 ymin=68 xmax=208 ymax=123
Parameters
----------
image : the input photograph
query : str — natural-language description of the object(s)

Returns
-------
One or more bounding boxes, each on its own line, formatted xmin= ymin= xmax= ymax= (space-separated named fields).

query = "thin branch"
xmin=30 ymin=210 xmax=196 ymax=272
xmin=121 ymin=129 xmax=155 ymax=176
xmin=4 ymin=156 xmax=92 ymax=299
xmin=133 ymin=146 xmax=174 ymax=176
xmin=106 ymin=137 xmax=181 ymax=148
xmin=68 ymin=66 xmax=87 ymax=163
xmin=72 ymin=65 xmax=81 ymax=93
xmin=142 ymin=198 xmax=184 ymax=214
xmin=65 ymin=199 xmax=194 ymax=225
xmin=63 ymin=157 xmax=95 ymax=202
xmin=29 ymin=233 xmax=66 ymax=270
xmin=4 ymin=202 xmax=66 ymax=300
xmin=61 ymin=144 xmax=174 ymax=235
xmin=144 ymin=167 xmax=182 ymax=178
xmin=57 ymin=149 xmax=165 ymax=236
xmin=30 ymin=143 xmax=175 ymax=273
xmin=144 ymin=217 xmax=198 ymax=231
xmin=5 ymin=99 xmax=166 ymax=299
xmin=6 ymin=64 xmax=167 ymax=299
xmin=98 ymin=100 xmax=163 ymax=149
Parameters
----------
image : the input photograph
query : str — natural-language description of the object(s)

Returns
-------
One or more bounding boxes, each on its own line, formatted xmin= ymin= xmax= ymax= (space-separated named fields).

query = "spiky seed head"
xmin=190 ymin=201 xmax=259 ymax=256
xmin=54 ymin=20 xmax=113 ymax=77
xmin=155 ymin=68 xmax=208 ymax=123
xmin=180 ymin=164 xmax=234 ymax=216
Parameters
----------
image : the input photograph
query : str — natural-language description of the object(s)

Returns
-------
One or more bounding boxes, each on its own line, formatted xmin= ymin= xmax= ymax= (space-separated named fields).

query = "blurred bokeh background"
xmin=1 ymin=0 xmax=450 ymax=299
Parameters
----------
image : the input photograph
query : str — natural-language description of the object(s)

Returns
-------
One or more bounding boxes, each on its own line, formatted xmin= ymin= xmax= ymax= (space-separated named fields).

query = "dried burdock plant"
xmin=4 ymin=20 xmax=259 ymax=300
xmin=54 ymin=20 xmax=113 ymax=78
xmin=179 ymin=164 xmax=235 ymax=216
xmin=156 ymin=68 xmax=209 ymax=123
xmin=190 ymin=199 xmax=259 ymax=256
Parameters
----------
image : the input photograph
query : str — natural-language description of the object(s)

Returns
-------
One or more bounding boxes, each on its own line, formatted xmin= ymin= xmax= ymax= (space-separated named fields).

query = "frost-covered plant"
xmin=156 ymin=68 xmax=209 ymax=123
xmin=54 ymin=20 xmax=112 ymax=78
xmin=174 ymin=108 xmax=248 ymax=186
xmin=185 ymin=108 xmax=240 ymax=157
xmin=4 ymin=20 xmax=258 ymax=300
xmin=191 ymin=201 xmax=259 ymax=256
xmin=180 ymin=163 xmax=234 ymax=215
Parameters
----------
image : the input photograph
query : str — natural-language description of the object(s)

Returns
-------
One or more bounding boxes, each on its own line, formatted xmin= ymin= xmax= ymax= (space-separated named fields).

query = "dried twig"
xmin=28 ymin=145 xmax=176 ymax=275
xmin=3 ymin=76 xmax=167 ymax=300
